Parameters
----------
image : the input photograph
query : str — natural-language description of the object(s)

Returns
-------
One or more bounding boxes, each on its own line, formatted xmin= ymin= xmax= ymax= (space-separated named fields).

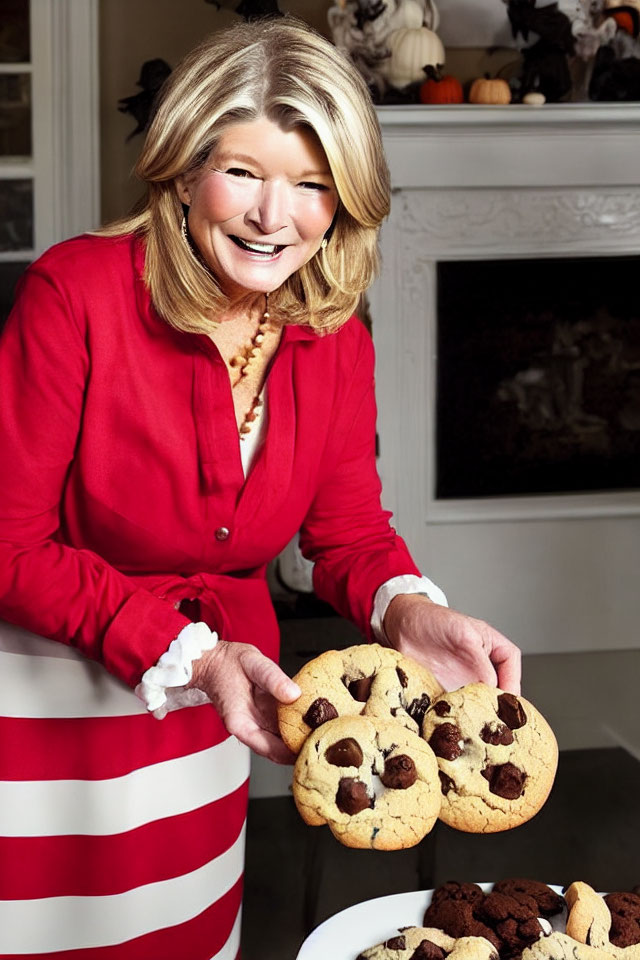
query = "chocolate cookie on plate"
xmin=423 ymin=878 xmax=563 ymax=958
xmin=565 ymin=882 xmax=640 ymax=957
xmin=292 ymin=714 xmax=441 ymax=849
xmin=356 ymin=926 xmax=499 ymax=959
xmin=422 ymin=683 xmax=558 ymax=833
xmin=278 ymin=644 xmax=443 ymax=754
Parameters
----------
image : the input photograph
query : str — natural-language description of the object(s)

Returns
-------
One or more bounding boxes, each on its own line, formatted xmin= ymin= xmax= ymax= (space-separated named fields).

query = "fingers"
xmin=241 ymin=647 xmax=300 ymax=703
xmin=490 ymin=635 xmax=522 ymax=695
xmin=225 ymin=711 xmax=298 ymax=764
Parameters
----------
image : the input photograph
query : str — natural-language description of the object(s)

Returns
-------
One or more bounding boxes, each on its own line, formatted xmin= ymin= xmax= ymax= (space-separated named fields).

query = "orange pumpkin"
xmin=469 ymin=76 xmax=511 ymax=105
xmin=612 ymin=9 xmax=636 ymax=33
xmin=419 ymin=69 xmax=464 ymax=104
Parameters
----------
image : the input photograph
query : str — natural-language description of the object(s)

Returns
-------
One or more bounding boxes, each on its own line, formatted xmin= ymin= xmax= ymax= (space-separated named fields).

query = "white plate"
xmin=296 ymin=883 xmax=566 ymax=960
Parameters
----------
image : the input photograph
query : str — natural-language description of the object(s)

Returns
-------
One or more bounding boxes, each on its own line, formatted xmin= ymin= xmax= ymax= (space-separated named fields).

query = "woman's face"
xmin=176 ymin=117 xmax=339 ymax=301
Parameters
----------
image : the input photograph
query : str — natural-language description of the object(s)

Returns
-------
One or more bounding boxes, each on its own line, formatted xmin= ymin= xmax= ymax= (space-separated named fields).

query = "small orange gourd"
xmin=419 ymin=66 xmax=464 ymax=104
xmin=469 ymin=75 xmax=512 ymax=105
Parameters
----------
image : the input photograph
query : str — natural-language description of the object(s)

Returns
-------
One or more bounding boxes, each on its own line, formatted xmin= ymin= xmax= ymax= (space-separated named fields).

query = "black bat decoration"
xmin=506 ymin=0 xmax=575 ymax=51
xmin=118 ymin=58 xmax=172 ymax=141
xmin=504 ymin=0 xmax=575 ymax=101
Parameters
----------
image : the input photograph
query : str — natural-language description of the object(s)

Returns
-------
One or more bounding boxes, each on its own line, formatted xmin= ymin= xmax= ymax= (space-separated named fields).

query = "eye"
xmin=226 ymin=167 xmax=257 ymax=179
xmin=298 ymin=181 xmax=330 ymax=191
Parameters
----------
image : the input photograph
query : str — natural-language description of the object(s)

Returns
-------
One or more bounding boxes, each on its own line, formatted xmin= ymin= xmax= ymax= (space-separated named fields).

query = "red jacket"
xmin=0 ymin=233 xmax=420 ymax=688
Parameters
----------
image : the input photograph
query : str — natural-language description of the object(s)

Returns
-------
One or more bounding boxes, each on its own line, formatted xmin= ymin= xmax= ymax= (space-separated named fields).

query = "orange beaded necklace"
xmin=229 ymin=294 xmax=275 ymax=440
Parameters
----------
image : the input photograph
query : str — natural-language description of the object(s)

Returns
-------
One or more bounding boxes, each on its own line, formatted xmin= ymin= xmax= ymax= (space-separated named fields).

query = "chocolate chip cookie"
xmin=422 ymin=683 xmax=558 ymax=833
xmin=356 ymin=926 xmax=499 ymax=959
xmin=565 ymin=882 xmax=640 ymax=957
xmin=292 ymin=714 xmax=441 ymax=849
xmin=520 ymin=931 xmax=615 ymax=959
xmin=278 ymin=644 xmax=444 ymax=754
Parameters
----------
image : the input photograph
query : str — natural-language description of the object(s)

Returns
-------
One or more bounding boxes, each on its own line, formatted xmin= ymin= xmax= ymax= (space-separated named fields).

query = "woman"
xmin=0 ymin=17 xmax=520 ymax=960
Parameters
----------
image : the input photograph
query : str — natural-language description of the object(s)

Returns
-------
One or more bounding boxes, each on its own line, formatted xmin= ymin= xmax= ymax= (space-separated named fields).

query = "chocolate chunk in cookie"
xmin=433 ymin=700 xmax=451 ymax=717
xmin=439 ymin=771 xmax=455 ymax=795
xmin=396 ymin=667 xmax=409 ymax=688
xmin=385 ymin=936 xmax=406 ymax=949
xmin=481 ymin=723 xmax=514 ymax=746
xmin=410 ymin=941 xmax=446 ymax=960
xmin=407 ymin=693 xmax=432 ymax=728
xmin=303 ymin=697 xmax=338 ymax=729
xmin=428 ymin=723 xmax=463 ymax=761
xmin=497 ymin=693 xmax=527 ymax=730
xmin=481 ymin=762 xmax=527 ymax=800
xmin=324 ymin=737 xmax=363 ymax=767
xmin=336 ymin=777 xmax=372 ymax=815
xmin=346 ymin=675 xmax=374 ymax=702
xmin=380 ymin=754 xmax=417 ymax=790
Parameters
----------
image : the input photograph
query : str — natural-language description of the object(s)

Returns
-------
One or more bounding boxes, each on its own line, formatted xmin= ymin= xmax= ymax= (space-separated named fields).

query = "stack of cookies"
xmin=357 ymin=879 xmax=640 ymax=959
xmin=277 ymin=644 xmax=558 ymax=850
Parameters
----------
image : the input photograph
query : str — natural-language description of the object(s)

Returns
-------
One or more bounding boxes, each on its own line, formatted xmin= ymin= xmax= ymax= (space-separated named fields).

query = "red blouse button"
xmin=215 ymin=526 xmax=230 ymax=541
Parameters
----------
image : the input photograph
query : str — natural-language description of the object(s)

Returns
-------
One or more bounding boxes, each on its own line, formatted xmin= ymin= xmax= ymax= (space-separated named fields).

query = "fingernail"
xmin=287 ymin=682 xmax=301 ymax=700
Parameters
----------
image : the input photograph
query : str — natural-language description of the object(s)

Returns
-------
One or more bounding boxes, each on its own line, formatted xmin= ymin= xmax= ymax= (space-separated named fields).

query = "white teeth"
xmin=234 ymin=237 xmax=279 ymax=254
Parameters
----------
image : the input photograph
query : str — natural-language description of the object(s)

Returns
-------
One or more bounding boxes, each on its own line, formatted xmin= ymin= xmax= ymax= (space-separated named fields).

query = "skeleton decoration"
xmin=327 ymin=0 xmax=443 ymax=101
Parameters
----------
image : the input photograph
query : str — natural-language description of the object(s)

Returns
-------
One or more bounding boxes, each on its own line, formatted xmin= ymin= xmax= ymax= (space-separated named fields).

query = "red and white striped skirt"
xmin=0 ymin=620 xmax=248 ymax=960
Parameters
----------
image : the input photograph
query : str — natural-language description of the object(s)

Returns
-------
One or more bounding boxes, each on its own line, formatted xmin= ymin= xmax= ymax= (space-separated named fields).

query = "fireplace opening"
xmin=436 ymin=256 xmax=640 ymax=500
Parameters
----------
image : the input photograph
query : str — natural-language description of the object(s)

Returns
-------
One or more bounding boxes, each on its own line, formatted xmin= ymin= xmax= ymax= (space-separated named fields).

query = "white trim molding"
xmin=30 ymin=0 xmax=100 ymax=256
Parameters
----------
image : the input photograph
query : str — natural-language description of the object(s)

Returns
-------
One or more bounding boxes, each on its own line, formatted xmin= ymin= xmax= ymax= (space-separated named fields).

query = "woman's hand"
xmin=188 ymin=641 xmax=300 ymax=764
xmin=383 ymin=594 xmax=521 ymax=695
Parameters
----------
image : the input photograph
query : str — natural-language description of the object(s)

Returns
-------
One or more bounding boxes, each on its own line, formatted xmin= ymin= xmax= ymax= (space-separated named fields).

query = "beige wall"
xmin=99 ymin=0 xmax=333 ymax=223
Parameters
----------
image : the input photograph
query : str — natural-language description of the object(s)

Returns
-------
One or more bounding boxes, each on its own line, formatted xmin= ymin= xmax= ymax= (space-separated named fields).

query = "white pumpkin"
xmin=388 ymin=0 xmax=425 ymax=31
xmin=384 ymin=26 xmax=445 ymax=89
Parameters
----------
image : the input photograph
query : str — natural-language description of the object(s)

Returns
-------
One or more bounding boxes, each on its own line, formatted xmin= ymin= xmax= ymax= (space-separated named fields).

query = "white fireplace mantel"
xmin=368 ymin=105 xmax=640 ymax=656
xmin=377 ymin=103 xmax=640 ymax=189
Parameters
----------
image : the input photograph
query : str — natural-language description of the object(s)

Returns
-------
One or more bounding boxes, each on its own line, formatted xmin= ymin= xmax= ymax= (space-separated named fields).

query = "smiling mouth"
xmin=230 ymin=236 xmax=286 ymax=255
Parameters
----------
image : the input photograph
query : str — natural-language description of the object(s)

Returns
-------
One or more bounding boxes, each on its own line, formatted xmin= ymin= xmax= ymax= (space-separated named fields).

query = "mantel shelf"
xmin=377 ymin=102 xmax=640 ymax=132
xmin=377 ymin=101 xmax=640 ymax=189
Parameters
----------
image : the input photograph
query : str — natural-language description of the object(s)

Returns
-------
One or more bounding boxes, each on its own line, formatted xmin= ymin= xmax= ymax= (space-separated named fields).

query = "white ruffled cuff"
xmin=135 ymin=620 xmax=218 ymax=720
xmin=370 ymin=574 xmax=449 ymax=643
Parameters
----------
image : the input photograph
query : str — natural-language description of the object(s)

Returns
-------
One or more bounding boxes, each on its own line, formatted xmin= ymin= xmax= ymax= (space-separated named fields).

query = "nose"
xmin=245 ymin=179 xmax=288 ymax=236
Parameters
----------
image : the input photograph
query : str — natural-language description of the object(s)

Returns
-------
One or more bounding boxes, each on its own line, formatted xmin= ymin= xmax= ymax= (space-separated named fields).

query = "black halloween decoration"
xmin=205 ymin=0 xmax=282 ymax=17
xmin=590 ymin=44 xmax=640 ymax=98
xmin=118 ymin=58 xmax=172 ymax=141
xmin=505 ymin=0 xmax=575 ymax=101
xmin=235 ymin=0 xmax=282 ymax=18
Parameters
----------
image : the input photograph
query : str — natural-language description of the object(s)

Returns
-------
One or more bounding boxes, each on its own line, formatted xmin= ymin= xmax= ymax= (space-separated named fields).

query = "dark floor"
xmin=242 ymin=746 xmax=640 ymax=959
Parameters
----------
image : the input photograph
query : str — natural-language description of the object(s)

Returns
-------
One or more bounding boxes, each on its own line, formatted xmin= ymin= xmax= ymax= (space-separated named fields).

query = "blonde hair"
xmin=101 ymin=17 xmax=390 ymax=335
